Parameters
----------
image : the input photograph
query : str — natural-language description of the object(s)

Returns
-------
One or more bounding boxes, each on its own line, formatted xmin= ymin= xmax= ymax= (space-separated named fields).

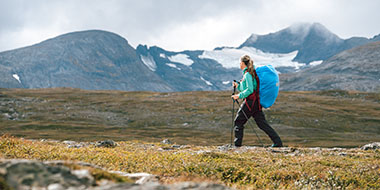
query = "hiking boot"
xmin=271 ymin=143 xmax=283 ymax=148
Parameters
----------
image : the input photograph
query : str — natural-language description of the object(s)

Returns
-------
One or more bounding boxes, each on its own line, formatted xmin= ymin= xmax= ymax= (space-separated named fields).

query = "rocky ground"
xmin=1 ymin=137 xmax=379 ymax=189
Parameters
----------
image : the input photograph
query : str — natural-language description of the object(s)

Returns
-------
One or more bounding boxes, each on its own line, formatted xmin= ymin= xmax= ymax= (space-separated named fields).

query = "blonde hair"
xmin=240 ymin=55 xmax=255 ymax=77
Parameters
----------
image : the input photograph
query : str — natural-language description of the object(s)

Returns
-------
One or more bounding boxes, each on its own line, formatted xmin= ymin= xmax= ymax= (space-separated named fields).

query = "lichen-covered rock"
xmin=0 ymin=159 xmax=95 ymax=190
xmin=162 ymin=139 xmax=172 ymax=144
xmin=95 ymin=140 xmax=117 ymax=148
xmin=0 ymin=159 xmax=232 ymax=190
xmin=361 ymin=142 xmax=380 ymax=150
xmin=109 ymin=171 xmax=158 ymax=184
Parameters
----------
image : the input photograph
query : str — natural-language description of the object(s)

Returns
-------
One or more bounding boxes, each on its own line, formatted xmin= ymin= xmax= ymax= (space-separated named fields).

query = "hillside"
xmin=0 ymin=30 xmax=172 ymax=91
xmin=1 ymin=88 xmax=379 ymax=147
xmin=281 ymin=41 xmax=380 ymax=92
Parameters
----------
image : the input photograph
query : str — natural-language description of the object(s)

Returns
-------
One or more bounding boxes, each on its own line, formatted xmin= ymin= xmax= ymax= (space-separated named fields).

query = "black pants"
xmin=234 ymin=99 xmax=282 ymax=147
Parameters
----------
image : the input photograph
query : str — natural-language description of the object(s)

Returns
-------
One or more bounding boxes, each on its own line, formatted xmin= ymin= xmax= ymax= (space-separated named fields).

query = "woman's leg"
xmin=252 ymin=102 xmax=283 ymax=146
xmin=234 ymin=100 xmax=253 ymax=147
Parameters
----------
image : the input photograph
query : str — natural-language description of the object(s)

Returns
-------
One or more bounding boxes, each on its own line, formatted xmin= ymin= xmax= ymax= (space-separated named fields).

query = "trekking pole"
xmin=231 ymin=84 xmax=236 ymax=146
xmin=233 ymin=99 xmax=264 ymax=147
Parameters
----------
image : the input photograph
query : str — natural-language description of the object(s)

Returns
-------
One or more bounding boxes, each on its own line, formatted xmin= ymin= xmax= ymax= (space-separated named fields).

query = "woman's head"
xmin=240 ymin=55 xmax=255 ymax=76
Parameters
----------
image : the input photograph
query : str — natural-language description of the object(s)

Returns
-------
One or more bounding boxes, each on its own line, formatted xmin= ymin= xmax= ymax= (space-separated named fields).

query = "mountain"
xmin=136 ymin=45 xmax=241 ymax=91
xmin=0 ymin=25 xmax=379 ymax=92
xmin=0 ymin=30 xmax=172 ymax=91
xmin=135 ymin=43 xmax=309 ymax=91
xmin=240 ymin=23 xmax=380 ymax=64
xmin=280 ymin=41 xmax=380 ymax=92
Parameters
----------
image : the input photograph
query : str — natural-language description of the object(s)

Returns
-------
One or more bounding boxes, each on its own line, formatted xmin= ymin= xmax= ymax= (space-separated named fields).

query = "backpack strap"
xmin=253 ymin=70 xmax=262 ymax=111
xmin=243 ymin=70 xmax=262 ymax=112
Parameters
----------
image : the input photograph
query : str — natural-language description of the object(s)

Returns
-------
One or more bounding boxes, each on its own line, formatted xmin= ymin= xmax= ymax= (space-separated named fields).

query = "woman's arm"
xmin=238 ymin=73 xmax=254 ymax=99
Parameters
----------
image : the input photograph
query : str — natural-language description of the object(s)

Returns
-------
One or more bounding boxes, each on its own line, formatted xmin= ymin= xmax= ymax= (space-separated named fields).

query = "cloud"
xmin=0 ymin=0 xmax=379 ymax=52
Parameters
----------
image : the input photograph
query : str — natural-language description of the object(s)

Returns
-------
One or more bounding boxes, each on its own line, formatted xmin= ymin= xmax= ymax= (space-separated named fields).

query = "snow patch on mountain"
xmin=309 ymin=60 xmax=323 ymax=66
xmin=200 ymin=77 xmax=213 ymax=86
xmin=160 ymin=53 xmax=166 ymax=58
xmin=12 ymin=74 xmax=21 ymax=83
xmin=199 ymin=47 xmax=305 ymax=69
xmin=140 ymin=54 xmax=157 ymax=71
xmin=168 ymin=54 xmax=194 ymax=66
xmin=166 ymin=63 xmax=181 ymax=70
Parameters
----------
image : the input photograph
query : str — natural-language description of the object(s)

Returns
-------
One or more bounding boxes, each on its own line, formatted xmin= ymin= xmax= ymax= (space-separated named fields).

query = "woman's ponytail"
xmin=241 ymin=55 xmax=255 ymax=77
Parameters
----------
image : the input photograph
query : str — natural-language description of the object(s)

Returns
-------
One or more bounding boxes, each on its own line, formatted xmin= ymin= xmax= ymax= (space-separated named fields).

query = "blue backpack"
xmin=255 ymin=65 xmax=280 ymax=108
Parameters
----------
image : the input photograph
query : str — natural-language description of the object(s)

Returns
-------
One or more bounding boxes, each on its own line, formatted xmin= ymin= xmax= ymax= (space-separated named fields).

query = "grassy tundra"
xmin=0 ymin=88 xmax=379 ymax=147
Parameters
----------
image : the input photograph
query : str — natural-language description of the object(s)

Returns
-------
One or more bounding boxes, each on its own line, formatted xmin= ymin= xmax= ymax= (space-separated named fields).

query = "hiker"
xmin=231 ymin=55 xmax=283 ymax=147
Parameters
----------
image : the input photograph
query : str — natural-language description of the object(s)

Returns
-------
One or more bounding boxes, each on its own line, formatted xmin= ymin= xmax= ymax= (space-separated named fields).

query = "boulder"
xmin=361 ymin=142 xmax=380 ymax=150
xmin=0 ymin=159 xmax=95 ymax=190
xmin=162 ymin=139 xmax=172 ymax=145
xmin=95 ymin=140 xmax=117 ymax=148
xmin=109 ymin=171 xmax=158 ymax=184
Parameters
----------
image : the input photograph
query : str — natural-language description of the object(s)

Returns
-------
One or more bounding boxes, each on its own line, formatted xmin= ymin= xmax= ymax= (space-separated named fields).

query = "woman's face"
xmin=240 ymin=61 xmax=245 ymax=70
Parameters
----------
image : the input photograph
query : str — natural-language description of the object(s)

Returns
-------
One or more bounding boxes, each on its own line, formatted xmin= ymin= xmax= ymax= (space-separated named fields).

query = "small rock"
xmin=169 ymin=182 xmax=231 ymax=190
xmin=47 ymin=183 xmax=65 ymax=190
xmin=309 ymin=147 xmax=322 ymax=151
xmin=95 ymin=140 xmax=117 ymax=148
xmin=3 ymin=113 xmax=11 ymax=119
xmin=90 ymin=181 xmax=231 ymax=190
xmin=11 ymin=112 xmax=19 ymax=118
xmin=361 ymin=142 xmax=380 ymax=150
xmin=109 ymin=172 xmax=158 ymax=184
xmin=63 ymin=140 xmax=77 ymax=145
xmin=217 ymin=144 xmax=235 ymax=151
xmin=158 ymin=147 xmax=175 ymax=151
xmin=338 ymin=152 xmax=347 ymax=156
xmin=270 ymin=147 xmax=297 ymax=154
xmin=70 ymin=142 xmax=89 ymax=148
xmin=330 ymin=147 xmax=344 ymax=151
xmin=162 ymin=139 xmax=172 ymax=144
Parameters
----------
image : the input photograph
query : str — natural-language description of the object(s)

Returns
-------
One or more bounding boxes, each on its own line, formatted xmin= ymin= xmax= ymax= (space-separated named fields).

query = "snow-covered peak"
xmin=288 ymin=22 xmax=313 ymax=37
xmin=288 ymin=22 xmax=341 ymax=42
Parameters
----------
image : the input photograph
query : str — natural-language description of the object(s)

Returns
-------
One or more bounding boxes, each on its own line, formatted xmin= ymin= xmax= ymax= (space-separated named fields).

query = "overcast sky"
xmin=0 ymin=0 xmax=379 ymax=52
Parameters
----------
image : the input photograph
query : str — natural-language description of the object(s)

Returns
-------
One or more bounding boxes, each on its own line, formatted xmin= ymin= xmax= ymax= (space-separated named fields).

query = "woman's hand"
xmin=232 ymin=81 xmax=238 ymax=88
xmin=231 ymin=94 xmax=239 ymax=100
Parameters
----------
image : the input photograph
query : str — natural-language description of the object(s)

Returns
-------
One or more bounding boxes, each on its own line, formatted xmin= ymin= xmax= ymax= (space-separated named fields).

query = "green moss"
xmin=0 ymin=176 xmax=12 ymax=190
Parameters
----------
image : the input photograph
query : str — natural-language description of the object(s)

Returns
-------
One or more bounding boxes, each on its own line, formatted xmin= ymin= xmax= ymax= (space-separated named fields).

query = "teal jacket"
xmin=237 ymin=68 xmax=257 ymax=99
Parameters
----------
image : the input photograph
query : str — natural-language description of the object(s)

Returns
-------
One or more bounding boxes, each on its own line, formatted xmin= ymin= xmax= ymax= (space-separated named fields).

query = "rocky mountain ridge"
xmin=0 ymin=30 xmax=173 ymax=91
xmin=280 ymin=41 xmax=380 ymax=92
xmin=0 ymin=23 xmax=379 ymax=92
xmin=240 ymin=23 xmax=380 ymax=64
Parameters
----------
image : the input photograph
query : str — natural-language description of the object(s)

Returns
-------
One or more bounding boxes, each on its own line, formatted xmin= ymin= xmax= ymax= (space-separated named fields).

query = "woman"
xmin=231 ymin=55 xmax=283 ymax=147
